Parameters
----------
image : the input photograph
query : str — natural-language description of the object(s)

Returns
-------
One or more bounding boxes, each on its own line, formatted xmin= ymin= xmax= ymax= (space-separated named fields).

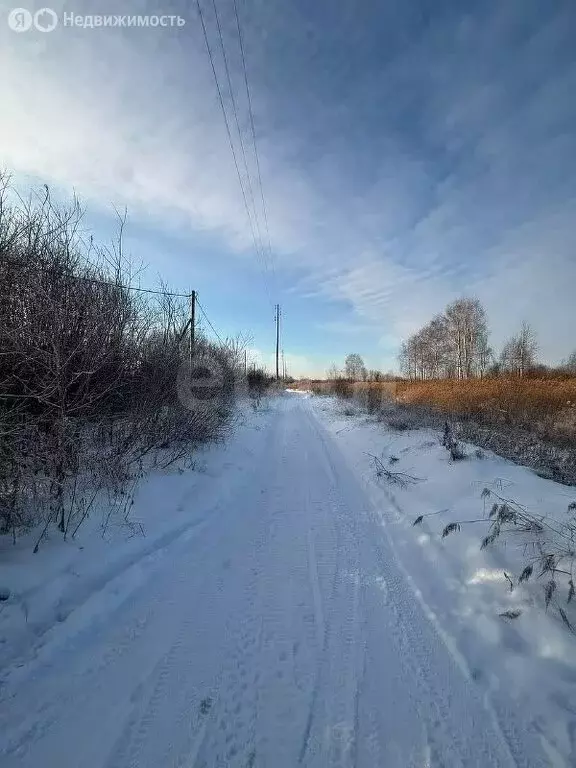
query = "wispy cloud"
xmin=1 ymin=0 xmax=575 ymax=366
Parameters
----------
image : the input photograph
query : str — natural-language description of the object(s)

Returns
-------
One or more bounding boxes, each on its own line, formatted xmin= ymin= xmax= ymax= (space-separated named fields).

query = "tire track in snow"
xmin=2 ymin=556 xmax=195 ymax=762
xmin=306 ymin=405 xmax=372 ymax=767
xmin=295 ymin=406 xmax=365 ymax=767
xmin=306 ymin=401 xmax=524 ymax=767
xmin=187 ymin=435 xmax=277 ymax=768
xmin=103 ymin=549 xmax=225 ymax=768
xmin=297 ymin=535 xmax=332 ymax=765
xmin=306 ymin=528 xmax=325 ymax=652
xmin=364 ymin=486 xmax=538 ymax=768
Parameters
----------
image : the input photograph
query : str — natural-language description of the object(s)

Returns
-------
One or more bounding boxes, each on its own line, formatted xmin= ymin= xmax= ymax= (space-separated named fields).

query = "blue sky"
xmin=1 ymin=0 xmax=576 ymax=376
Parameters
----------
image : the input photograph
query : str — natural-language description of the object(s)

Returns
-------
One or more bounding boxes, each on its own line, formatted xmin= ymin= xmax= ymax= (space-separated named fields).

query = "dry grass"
xmin=302 ymin=380 xmax=397 ymax=400
xmin=299 ymin=377 xmax=576 ymax=444
xmin=395 ymin=378 xmax=576 ymax=441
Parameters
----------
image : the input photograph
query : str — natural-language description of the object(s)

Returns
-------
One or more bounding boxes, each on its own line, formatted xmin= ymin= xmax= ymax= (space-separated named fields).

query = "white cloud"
xmin=1 ymin=1 xmax=575 ymax=365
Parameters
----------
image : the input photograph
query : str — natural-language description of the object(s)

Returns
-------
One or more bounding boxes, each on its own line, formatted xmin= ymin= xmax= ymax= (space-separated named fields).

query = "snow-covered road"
xmin=0 ymin=394 xmax=569 ymax=766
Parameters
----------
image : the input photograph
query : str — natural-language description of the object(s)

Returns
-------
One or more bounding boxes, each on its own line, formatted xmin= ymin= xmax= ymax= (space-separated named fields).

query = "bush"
xmin=247 ymin=367 xmax=273 ymax=409
xmin=331 ymin=378 xmax=353 ymax=399
xmin=0 ymin=174 xmax=237 ymax=546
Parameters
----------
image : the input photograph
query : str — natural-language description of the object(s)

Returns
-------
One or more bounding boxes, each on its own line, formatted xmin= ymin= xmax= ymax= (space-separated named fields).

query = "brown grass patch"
xmin=395 ymin=378 xmax=576 ymax=440
xmin=298 ymin=377 xmax=576 ymax=443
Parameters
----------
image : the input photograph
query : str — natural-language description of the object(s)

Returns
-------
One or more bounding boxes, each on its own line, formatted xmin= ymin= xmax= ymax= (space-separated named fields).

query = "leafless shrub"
xmin=0 ymin=174 xmax=237 ymax=548
xmin=356 ymin=384 xmax=384 ymax=414
xmin=247 ymin=367 xmax=273 ymax=411
xmin=442 ymin=421 xmax=468 ymax=461
xmin=366 ymin=452 xmax=422 ymax=488
xmin=330 ymin=378 xmax=353 ymax=399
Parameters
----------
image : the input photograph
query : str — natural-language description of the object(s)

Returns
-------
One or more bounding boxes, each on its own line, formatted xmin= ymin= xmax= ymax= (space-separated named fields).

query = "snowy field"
xmin=1 ymin=392 xmax=576 ymax=766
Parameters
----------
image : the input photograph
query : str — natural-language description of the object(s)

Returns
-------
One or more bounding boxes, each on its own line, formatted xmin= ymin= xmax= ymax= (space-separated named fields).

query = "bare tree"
xmin=326 ymin=363 xmax=340 ymax=380
xmin=517 ymin=322 xmax=538 ymax=376
xmin=500 ymin=322 xmax=538 ymax=377
xmin=344 ymin=353 xmax=366 ymax=381
xmin=444 ymin=298 xmax=489 ymax=379
xmin=398 ymin=298 xmax=490 ymax=381
xmin=476 ymin=329 xmax=493 ymax=379
xmin=398 ymin=341 xmax=413 ymax=381
xmin=564 ymin=351 xmax=576 ymax=374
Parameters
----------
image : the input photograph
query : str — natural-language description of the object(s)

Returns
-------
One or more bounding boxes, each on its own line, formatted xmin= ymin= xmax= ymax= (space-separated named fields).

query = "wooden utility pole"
xmin=190 ymin=290 xmax=196 ymax=376
xmin=275 ymin=304 xmax=280 ymax=381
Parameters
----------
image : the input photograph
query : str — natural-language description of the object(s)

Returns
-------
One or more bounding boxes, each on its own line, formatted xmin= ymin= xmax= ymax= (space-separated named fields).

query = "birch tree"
xmin=500 ymin=322 xmax=538 ymax=377
xmin=344 ymin=353 xmax=366 ymax=381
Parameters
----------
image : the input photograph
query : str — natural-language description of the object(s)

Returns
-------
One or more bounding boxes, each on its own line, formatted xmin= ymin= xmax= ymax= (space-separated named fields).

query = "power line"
xmin=102 ymin=282 xmax=190 ymax=298
xmin=4 ymin=256 xmax=234 ymax=352
xmin=210 ymin=0 xmax=264 ymax=254
xmin=196 ymin=296 xmax=226 ymax=347
xmin=195 ymin=0 xmax=272 ymax=304
xmin=232 ymin=0 xmax=276 ymax=286
xmin=3 ymin=264 xmax=230 ymax=353
xmin=0 ymin=257 xmax=191 ymax=298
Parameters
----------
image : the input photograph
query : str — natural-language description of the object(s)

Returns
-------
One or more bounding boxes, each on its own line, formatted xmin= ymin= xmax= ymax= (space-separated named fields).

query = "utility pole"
xmin=275 ymin=304 xmax=280 ymax=381
xmin=190 ymin=290 xmax=196 ymax=378
xmin=281 ymin=349 xmax=286 ymax=381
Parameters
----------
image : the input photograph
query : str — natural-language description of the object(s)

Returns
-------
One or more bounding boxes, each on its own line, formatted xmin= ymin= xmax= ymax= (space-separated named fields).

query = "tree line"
xmin=398 ymin=297 xmax=575 ymax=381
xmin=326 ymin=297 xmax=575 ymax=383
xmin=327 ymin=354 xmax=397 ymax=383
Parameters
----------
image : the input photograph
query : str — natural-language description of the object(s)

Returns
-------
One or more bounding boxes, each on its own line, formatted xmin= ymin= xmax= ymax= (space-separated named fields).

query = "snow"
xmin=0 ymin=407 xmax=265 ymax=670
xmin=1 ymin=393 xmax=576 ymax=766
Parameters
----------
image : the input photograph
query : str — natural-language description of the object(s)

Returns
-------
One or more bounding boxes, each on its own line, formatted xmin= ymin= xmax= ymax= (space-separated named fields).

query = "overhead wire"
xmin=195 ymin=0 xmax=273 ymax=304
xmin=0 ymin=258 xmax=192 ymax=297
xmin=196 ymin=296 xmax=226 ymax=347
xmin=232 ymin=0 xmax=276 ymax=287
xmin=210 ymin=0 xmax=264 ymax=253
